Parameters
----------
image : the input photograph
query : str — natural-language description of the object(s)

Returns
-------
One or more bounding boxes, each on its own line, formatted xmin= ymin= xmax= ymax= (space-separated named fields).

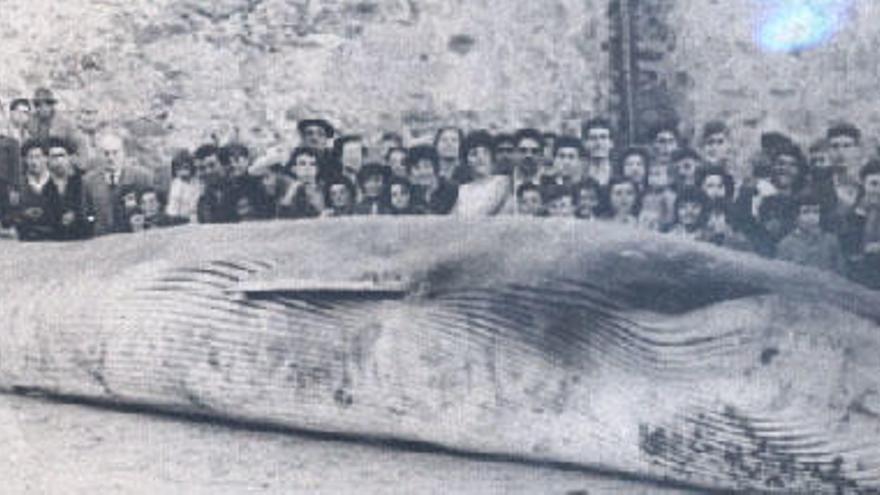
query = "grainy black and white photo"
xmin=0 ymin=0 xmax=879 ymax=493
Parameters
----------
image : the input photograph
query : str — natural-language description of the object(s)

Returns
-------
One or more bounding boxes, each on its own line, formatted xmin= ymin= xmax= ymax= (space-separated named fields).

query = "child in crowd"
xmin=354 ymin=163 xmax=391 ymax=215
xmin=543 ymin=184 xmax=576 ymax=218
xmin=668 ymin=187 xmax=708 ymax=240
xmin=777 ymin=193 xmax=845 ymax=274
xmin=165 ymin=150 xmax=202 ymax=222
xmin=279 ymin=147 xmax=324 ymax=219
xmin=640 ymin=161 xmax=677 ymax=231
xmin=618 ymin=147 xmax=650 ymax=192
xmin=388 ymin=177 xmax=421 ymax=215
xmin=671 ymin=148 xmax=703 ymax=190
xmin=549 ymin=136 xmax=585 ymax=185
xmin=516 ymin=183 xmax=543 ymax=217
xmin=129 ymin=188 xmax=188 ymax=231
xmin=605 ymin=177 xmax=641 ymax=227
xmin=386 ymin=147 xmax=409 ymax=179
xmin=696 ymin=166 xmax=751 ymax=250
xmin=407 ymin=145 xmax=458 ymax=214
xmin=574 ymin=178 xmax=604 ymax=220
xmin=322 ymin=176 xmax=357 ymax=217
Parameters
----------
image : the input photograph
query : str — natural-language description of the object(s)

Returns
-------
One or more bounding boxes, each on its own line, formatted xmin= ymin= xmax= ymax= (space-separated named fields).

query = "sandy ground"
xmin=0 ymin=394 xmax=697 ymax=495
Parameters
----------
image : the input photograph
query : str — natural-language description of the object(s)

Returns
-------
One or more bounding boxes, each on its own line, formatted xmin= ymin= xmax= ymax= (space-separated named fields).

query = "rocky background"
xmin=634 ymin=0 xmax=880 ymax=155
xmin=0 ymin=0 xmax=609 ymax=167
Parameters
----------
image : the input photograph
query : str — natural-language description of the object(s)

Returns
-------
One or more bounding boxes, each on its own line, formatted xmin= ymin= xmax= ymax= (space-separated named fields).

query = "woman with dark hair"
xmin=573 ymin=178 xmax=605 ymax=221
xmin=278 ymin=147 xmax=325 ymax=219
xmin=434 ymin=126 xmax=467 ymax=184
xmin=604 ymin=177 xmax=642 ymax=227
xmin=667 ymin=187 xmax=709 ymax=240
xmin=696 ymin=166 xmax=752 ymax=251
xmin=353 ymin=162 xmax=391 ymax=215
xmin=388 ymin=176 xmax=422 ymax=215
xmin=407 ymin=145 xmax=458 ymax=215
xmin=322 ymin=176 xmax=357 ymax=217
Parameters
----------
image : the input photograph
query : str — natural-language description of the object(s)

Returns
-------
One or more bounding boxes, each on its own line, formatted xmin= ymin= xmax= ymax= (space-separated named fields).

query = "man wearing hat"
xmin=297 ymin=119 xmax=337 ymax=178
xmin=29 ymin=87 xmax=78 ymax=145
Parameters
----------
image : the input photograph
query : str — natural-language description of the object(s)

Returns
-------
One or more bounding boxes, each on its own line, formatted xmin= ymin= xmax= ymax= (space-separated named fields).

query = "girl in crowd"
xmin=544 ymin=184 xmax=576 ymax=218
xmin=279 ymin=147 xmax=325 ymax=219
xmin=618 ymin=146 xmax=651 ymax=193
xmin=574 ymin=178 xmax=604 ymax=221
xmin=322 ymin=176 xmax=357 ymax=217
xmin=165 ymin=150 xmax=202 ymax=222
xmin=354 ymin=163 xmax=391 ymax=215
xmin=604 ymin=177 xmax=641 ymax=226
xmin=388 ymin=177 xmax=421 ymax=215
xmin=667 ymin=187 xmax=708 ymax=240
xmin=407 ymin=145 xmax=458 ymax=215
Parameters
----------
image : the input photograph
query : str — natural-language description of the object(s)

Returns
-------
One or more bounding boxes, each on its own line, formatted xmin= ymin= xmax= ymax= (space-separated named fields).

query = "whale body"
xmin=1 ymin=217 xmax=878 ymax=493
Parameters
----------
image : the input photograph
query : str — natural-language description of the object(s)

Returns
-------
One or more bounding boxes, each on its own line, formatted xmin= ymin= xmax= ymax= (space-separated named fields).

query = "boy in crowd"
xmin=574 ymin=179 xmax=604 ymax=220
xmin=548 ymin=136 xmax=584 ymax=185
xmin=516 ymin=183 xmax=543 ymax=217
xmin=514 ymin=128 xmax=545 ymax=187
xmin=582 ymin=117 xmax=615 ymax=188
xmin=14 ymin=139 xmax=60 ymax=241
xmin=46 ymin=137 xmax=88 ymax=240
xmin=195 ymin=142 xmax=239 ymax=224
xmin=700 ymin=120 xmax=733 ymax=170
xmin=297 ymin=118 xmax=336 ymax=171
xmin=386 ymin=147 xmax=409 ymax=179
xmin=543 ymin=184 xmax=576 ymax=218
xmin=493 ymin=133 xmax=518 ymax=176
xmin=29 ymin=88 xmax=78 ymax=145
xmin=354 ymin=163 xmax=391 ymax=215
xmin=651 ymin=123 xmax=680 ymax=169
xmin=777 ymin=193 xmax=845 ymax=274
xmin=817 ymin=123 xmax=864 ymax=221
xmin=671 ymin=148 xmax=703 ymax=189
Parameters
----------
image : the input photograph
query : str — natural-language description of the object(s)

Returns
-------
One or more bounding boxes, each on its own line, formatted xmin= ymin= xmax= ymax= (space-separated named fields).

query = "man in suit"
xmin=83 ymin=131 xmax=155 ymax=236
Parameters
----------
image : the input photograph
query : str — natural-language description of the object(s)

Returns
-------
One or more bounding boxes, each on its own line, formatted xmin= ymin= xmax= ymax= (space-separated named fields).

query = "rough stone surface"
xmin=0 ymin=0 xmax=609 ymax=167
xmin=638 ymin=0 xmax=880 ymax=153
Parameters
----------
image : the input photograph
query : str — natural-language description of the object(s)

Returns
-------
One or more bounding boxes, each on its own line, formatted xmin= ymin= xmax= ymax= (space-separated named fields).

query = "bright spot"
xmin=757 ymin=0 xmax=852 ymax=52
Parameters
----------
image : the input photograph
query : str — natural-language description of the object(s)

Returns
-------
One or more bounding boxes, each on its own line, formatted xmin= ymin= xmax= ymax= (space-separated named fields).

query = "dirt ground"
xmin=0 ymin=394 xmax=696 ymax=495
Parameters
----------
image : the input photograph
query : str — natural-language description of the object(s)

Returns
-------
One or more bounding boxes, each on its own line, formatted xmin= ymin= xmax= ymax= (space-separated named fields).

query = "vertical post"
xmin=619 ymin=0 xmax=637 ymax=147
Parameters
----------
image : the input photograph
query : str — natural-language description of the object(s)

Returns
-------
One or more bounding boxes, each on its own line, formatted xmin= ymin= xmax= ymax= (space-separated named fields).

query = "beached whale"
xmin=0 ymin=217 xmax=878 ymax=493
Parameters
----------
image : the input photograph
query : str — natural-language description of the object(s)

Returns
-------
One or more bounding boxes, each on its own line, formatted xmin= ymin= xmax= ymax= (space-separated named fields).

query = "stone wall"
xmin=0 ymin=0 xmax=610 ymax=166
xmin=634 ymin=0 xmax=880 ymax=157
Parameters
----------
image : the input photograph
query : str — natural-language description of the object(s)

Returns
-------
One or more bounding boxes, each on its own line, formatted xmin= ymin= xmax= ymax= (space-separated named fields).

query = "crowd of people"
xmin=1 ymin=87 xmax=878 ymax=289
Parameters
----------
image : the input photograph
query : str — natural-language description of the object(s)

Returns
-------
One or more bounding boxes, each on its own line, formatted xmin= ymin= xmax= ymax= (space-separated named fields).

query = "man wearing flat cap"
xmin=297 ymin=119 xmax=335 ymax=151
xmin=29 ymin=87 xmax=79 ymax=146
